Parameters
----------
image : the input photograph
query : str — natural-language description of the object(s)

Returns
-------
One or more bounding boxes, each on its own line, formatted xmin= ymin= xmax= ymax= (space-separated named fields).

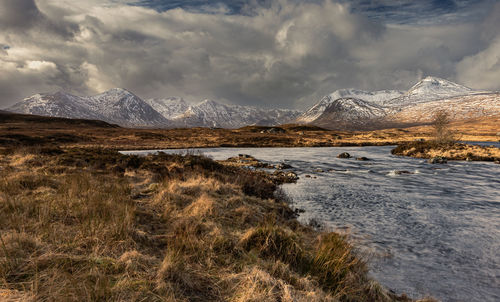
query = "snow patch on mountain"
xmin=145 ymin=97 xmax=188 ymax=120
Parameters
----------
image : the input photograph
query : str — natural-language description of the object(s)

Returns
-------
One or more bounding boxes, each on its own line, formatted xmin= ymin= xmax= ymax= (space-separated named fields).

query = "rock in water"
xmin=394 ymin=170 xmax=412 ymax=175
xmin=428 ymin=156 xmax=448 ymax=164
xmin=273 ymin=171 xmax=299 ymax=183
xmin=337 ymin=152 xmax=351 ymax=159
xmin=275 ymin=163 xmax=293 ymax=170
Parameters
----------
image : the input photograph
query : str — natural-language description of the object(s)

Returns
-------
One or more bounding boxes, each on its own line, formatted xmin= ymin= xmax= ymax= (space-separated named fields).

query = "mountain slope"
xmin=7 ymin=92 xmax=102 ymax=121
xmin=144 ymin=97 xmax=189 ymax=120
xmin=307 ymin=98 xmax=388 ymax=130
xmin=387 ymin=92 xmax=500 ymax=123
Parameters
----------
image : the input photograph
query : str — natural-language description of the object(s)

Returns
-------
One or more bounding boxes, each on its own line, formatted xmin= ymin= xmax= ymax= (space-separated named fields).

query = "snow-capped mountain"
xmin=297 ymin=89 xmax=402 ymax=123
xmin=310 ymin=98 xmax=388 ymax=130
xmin=297 ymin=76 xmax=499 ymax=130
xmin=328 ymin=89 xmax=404 ymax=105
xmin=6 ymin=89 xmax=300 ymax=128
xmin=382 ymin=76 xmax=478 ymax=107
xmin=172 ymin=99 xmax=300 ymax=128
xmin=7 ymin=89 xmax=169 ymax=127
xmin=7 ymin=92 xmax=102 ymax=121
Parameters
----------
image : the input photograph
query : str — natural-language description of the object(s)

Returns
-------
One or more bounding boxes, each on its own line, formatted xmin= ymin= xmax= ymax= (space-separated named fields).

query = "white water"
xmin=121 ymin=146 xmax=500 ymax=302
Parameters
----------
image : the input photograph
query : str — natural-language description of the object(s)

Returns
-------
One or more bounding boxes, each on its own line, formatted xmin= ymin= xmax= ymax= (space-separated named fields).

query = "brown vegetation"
xmin=392 ymin=141 xmax=500 ymax=162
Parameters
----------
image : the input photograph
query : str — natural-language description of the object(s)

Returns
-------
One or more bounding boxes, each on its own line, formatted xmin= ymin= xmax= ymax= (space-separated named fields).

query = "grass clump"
xmin=240 ymin=224 xmax=304 ymax=267
xmin=309 ymin=233 xmax=367 ymax=298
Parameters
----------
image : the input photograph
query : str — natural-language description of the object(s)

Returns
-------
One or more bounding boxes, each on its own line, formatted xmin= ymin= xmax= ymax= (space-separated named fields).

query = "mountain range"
xmin=6 ymin=89 xmax=300 ymax=128
xmin=5 ymin=76 xmax=500 ymax=130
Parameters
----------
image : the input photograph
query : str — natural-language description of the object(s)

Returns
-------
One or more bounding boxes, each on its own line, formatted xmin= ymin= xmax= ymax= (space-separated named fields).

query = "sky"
xmin=0 ymin=0 xmax=499 ymax=109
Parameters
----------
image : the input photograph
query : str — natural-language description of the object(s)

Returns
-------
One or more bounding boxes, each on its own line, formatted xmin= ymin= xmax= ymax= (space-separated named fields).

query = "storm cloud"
xmin=0 ymin=0 xmax=499 ymax=109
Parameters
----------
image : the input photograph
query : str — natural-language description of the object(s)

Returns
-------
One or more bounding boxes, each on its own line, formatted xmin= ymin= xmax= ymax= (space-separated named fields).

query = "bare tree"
xmin=432 ymin=110 xmax=455 ymax=143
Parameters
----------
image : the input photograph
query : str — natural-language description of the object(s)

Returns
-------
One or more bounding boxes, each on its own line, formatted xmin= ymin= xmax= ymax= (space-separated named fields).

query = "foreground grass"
xmin=0 ymin=147 xmax=436 ymax=301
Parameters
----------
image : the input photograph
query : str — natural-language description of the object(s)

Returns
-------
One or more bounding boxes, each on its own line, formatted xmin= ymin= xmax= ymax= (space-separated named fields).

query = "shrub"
xmin=432 ymin=110 xmax=456 ymax=144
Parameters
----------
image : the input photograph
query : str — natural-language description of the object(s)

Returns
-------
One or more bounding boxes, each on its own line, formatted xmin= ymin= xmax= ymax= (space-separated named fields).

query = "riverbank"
xmin=392 ymin=141 xmax=500 ymax=162
xmin=0 ymin=146 xmax=438 ymax=301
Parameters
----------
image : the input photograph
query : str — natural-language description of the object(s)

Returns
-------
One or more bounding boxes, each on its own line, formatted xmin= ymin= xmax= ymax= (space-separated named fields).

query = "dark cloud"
xmin=0 ymin=0 xmax=41 ymax=29
xmin=0 ymin=0 xmax=499 ymax=109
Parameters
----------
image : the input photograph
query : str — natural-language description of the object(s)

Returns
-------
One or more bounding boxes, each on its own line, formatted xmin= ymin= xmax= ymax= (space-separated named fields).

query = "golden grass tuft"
xmin=229 ymin=267 xmax=337 ymax=302
xmin=239 ymin=225 xmax=305 ymax=266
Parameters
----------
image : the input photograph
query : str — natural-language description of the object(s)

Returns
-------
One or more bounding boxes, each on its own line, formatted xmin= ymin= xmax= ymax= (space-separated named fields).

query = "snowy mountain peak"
xmin=197 ymin=99 xmax=221 ymax=107
xmin=379 ymin=76 xmax=477 ymax=107
xmin=94 ymin=88 xmax=137 ymax=99
xmin=297 ymin=88 xmax=402 ymax=123
xmin=408 ymin=76 xmax=472 ymax=94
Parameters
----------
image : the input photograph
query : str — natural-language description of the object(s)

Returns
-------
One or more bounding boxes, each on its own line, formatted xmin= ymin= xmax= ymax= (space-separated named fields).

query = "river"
xmin=121 ymin=146 xmax=500 ymax=302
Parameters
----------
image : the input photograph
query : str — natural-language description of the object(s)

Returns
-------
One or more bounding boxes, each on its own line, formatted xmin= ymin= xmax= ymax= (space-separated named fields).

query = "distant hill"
xmin=0 ymin=110 xmax=119 ymax=128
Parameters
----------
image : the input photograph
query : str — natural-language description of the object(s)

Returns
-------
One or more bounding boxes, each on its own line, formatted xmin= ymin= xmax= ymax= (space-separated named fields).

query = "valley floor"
xmin=1 ymin=112 xmax=499 ymax=152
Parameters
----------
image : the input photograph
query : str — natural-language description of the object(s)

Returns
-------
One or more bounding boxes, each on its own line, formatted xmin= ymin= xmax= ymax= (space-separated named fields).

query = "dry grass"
xmin=0 ymin=147 xmax=429 ymax=301
xmin=392 ymin=141 xmax=500 ymax=161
